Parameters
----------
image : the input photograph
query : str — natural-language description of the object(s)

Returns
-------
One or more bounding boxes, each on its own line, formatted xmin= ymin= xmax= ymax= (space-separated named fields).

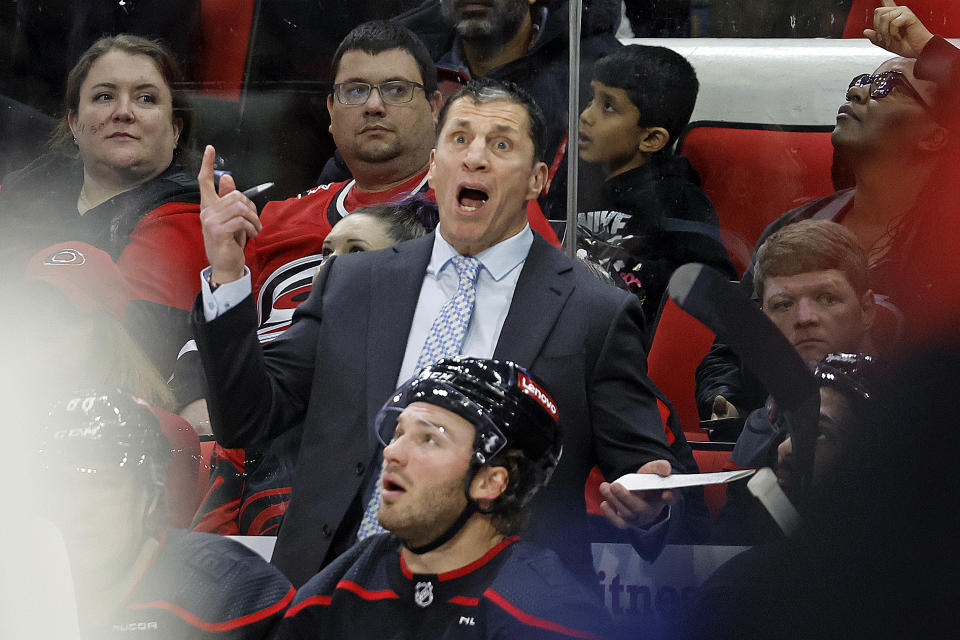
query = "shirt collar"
xmin=429 ymin=224 xmax=533 ymax=281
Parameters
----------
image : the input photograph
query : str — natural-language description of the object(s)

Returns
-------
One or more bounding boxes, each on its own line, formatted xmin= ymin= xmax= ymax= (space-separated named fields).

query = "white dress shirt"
xmin=396 ymin=225 xmax=532 ymax=386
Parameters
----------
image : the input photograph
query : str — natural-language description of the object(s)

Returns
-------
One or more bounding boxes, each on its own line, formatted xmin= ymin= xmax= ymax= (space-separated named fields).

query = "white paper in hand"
xmin=614 ymin=469 xmax=755 ymax=491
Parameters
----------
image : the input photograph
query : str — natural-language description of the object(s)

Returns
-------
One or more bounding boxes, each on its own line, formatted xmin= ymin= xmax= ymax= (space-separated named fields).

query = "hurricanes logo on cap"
xmin=44 ymin=248 xmax=86 ymax=266
xmin=518 ymin=373 xmax=558 ymax=418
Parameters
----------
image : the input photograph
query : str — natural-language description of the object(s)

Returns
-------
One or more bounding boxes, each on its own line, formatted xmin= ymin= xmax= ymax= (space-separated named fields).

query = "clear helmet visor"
xmin=373 ymin=383 xmax=508 ymax=467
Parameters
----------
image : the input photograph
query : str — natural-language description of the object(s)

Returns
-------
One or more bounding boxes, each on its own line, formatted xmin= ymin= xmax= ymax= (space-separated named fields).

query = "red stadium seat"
xmin=648 ymin=297 xmax=715 ymax=441
xmin=690 ymin=443 xmax=738 ymax=520
xmin=678 ymin=122 xmax=836 ymax=276
xmin=199 ymin=0 xmax=257 ymax=99
xmin=843 ymin=0 xmax=960 ymax=38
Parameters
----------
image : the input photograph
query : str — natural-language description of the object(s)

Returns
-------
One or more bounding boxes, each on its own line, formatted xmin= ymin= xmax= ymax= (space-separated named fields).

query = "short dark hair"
xmin=437 ymin=78 xmax=547 ymax=163
xmin=52 ymin=34 xmax=193 ymax=162
xmin=593 ymin=44 xmax=699 ymax=151
xmin=331 ymin=20 xmax=437 ymax=95
xmin=754 ymin=220 xmax=869 ymax=301
xmin=350 ymin=196 xmax=439 ymax=242
xmin=484 ymin=449 xmax=537 ymax=535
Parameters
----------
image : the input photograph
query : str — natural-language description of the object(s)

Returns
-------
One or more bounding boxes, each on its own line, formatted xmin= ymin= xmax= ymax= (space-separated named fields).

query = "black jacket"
xmin=577 ymin=154 xmax=735 ymax=336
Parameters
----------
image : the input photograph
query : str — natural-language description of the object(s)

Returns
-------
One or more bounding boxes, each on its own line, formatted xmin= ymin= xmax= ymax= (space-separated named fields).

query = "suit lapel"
xmin=366 ymin=233 xmax=434 ymax=420
xmin=494 ymin=235 xmax=575 ymax=366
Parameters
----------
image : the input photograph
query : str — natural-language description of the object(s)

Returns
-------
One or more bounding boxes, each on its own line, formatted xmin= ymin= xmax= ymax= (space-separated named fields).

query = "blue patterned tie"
xmin=357 ymin=255 xmax=482 ymax=540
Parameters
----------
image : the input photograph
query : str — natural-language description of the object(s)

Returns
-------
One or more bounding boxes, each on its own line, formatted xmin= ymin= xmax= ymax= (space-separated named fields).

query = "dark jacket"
xmin=193 ymin=232 xmax=704 ymax=587
xmin=577 ymin=154 xmax=735 ymax=336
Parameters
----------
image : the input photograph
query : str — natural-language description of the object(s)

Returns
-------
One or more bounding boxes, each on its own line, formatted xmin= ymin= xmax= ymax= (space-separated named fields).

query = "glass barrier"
xmin=2 ymin=0 xmax=959 ymax=576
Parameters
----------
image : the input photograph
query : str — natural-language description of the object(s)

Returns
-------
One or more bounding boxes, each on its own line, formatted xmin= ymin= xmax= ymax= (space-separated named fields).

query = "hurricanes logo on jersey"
xmin=414 ymin=581 xmax=434 ymax=608
xmin=256 ymin=254 xmax=325 ymax=343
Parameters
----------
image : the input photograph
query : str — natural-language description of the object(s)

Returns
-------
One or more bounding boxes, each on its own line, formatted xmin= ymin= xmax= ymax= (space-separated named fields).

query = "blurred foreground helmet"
xmin=814 ymin=353 xmax=877 ymax=402
xmin=38 ymin=390 xmax=168 ymax=489
xmin=376 ymin=357 xmax=562 ymax=507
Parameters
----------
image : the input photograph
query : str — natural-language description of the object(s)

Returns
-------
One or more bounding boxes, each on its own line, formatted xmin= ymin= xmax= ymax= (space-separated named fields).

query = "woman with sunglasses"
xmin=699 ymin=2 xmax=960 ymax=426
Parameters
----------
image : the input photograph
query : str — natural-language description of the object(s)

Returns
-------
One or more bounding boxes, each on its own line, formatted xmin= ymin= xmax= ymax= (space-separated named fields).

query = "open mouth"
xmin=383 ymin=476 xmax=406 ymax=495
xmin=458 ymin=186 xmax=488 ymax=212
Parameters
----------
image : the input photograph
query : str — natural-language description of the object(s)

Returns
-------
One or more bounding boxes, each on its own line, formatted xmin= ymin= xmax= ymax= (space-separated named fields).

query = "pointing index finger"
xmin=880 ymin=0 xmax=897 ymax=7
xmin=198 ymin=145 xmax=219 ymax=208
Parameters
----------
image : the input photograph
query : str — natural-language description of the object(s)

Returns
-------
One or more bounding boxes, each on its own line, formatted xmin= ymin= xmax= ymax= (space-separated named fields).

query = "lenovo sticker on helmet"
xmin=518 ymin=373 xmax=558 ymax=419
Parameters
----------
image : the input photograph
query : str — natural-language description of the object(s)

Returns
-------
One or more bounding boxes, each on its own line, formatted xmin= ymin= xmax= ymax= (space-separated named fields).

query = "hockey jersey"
xmin=278 ymin=534 xmax=610 ymax=639
xmin=90 ymin=530 xmax=293 ymax=639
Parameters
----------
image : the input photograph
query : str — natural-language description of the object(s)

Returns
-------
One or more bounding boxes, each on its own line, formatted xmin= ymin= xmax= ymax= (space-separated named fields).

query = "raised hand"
xmin=198 ymin=145 xmax=261 ymax=285
xmin=864 ymin=1 xmax=935 ymax=58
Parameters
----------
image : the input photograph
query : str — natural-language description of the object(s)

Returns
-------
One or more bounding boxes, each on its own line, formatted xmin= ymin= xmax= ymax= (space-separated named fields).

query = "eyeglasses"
xmin=847 ymin=71 xmax=933 ymax=112
xmin=332 ymin=80 xmax=425 ymax=106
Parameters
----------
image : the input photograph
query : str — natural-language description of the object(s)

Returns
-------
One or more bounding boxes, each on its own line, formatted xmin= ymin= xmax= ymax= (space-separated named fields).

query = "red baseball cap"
xmin=25 ymin=242 xmax=130 ymax=322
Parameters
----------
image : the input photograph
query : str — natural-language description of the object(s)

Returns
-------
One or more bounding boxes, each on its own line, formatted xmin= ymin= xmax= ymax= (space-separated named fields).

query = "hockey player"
xmin=36 ymin=390 xmax=294 ymax=639
xmin=275 ymin=358 xmax=611 ymax=639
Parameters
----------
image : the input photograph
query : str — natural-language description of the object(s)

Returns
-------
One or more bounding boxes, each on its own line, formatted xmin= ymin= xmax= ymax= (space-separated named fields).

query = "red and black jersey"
xmin=278 ymin=534 xmax=610 ymax=639
xmin=90 ymin=530 xmax=293 ymax=639
xmin=246 ymin=171 xmax=432 ymax=343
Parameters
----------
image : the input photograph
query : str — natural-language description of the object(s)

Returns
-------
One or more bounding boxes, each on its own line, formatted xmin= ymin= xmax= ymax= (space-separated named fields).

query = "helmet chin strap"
xmin=404 ymin=472 xmax=488 ymax=555
xmin=405 ymin=501 xmax=477 ymax=555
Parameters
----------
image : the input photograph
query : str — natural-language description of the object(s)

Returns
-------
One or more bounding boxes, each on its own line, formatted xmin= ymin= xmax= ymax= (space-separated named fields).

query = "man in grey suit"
xmin=194 ymin=78 xmax=703 ymax=587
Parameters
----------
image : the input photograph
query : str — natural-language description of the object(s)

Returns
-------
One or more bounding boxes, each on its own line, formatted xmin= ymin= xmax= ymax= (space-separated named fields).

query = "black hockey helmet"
xmin=813 ymin=352 xmax=877 ymax=401
xmin=38 ymin=390 xmax=168 ymax=490
xmin=375 ymin=357 xmax=563 ymax=507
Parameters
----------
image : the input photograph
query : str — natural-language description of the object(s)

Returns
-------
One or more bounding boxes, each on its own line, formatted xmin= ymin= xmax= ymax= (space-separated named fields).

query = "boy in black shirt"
xmin=577 ymin=45 xmax=734 ymax=331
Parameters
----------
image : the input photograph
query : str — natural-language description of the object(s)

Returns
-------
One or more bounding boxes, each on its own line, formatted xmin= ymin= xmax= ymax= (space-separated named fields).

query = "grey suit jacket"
xmin=193 ymin=231 xmax=700 ymax=587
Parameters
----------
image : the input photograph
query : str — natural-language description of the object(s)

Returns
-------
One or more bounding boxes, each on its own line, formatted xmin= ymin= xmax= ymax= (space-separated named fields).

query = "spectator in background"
xmin=576 ymin=45 xmax=734 ymax=334
xmin=728 ymin=220 xmax=876 ymax=470
xmin=174 ymin=21 xmax=447 ymax=430
xmin=277 ymin=358 xmax=611 ymax=639
xmin=711 ymin=352 xmax=879 ymax=546
xmin=0 ymin=34 xmax=207 ymax=397
xmin=775 ymin=353 xmax=878 ymax=497
xmin=191 ymin=198 xmax=438 ymax=537
xmin=396 ymin=0 xmax=623 ymax=220
xmin=697 ymin=3 xmax=960 ymax=424
xmin=36 ymin=390 xmax=293 ymax=640
xmin=320 ymin=198 xmax=440 ymax=264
